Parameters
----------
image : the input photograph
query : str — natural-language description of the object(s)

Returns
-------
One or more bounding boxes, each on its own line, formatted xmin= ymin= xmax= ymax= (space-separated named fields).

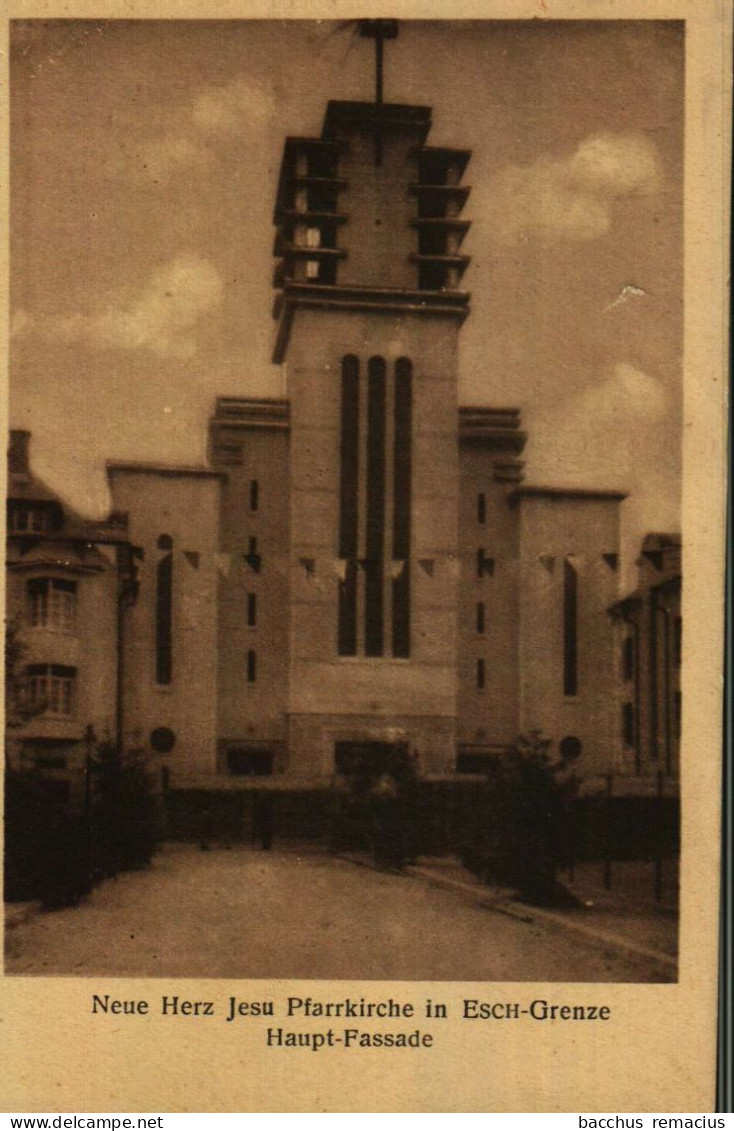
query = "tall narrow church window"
xmin=247 ymin=593 xmax=257 ymax=627
xmin=338 ymin=355 xmax=359 ymax=655
xmin=249 ymin=479 xmax=259 ymax=512
xmin=563 ymin=558 xmax=578 ymax=696
xmin=476 ymin=658 xmax=486 ymax=690
xmin=156 ymin=538 xmax=174 ymax=685
xmin=477 ymin=493 xmax=486 ymax=525
xmin=476 ymin=601 xmax=485 ymax=635
xmin=392 ymin=357 xmax=412 ymax=658
xmin=247 ymin=649 xmax=257 ymax=683
xmin=365 ymin=356 xmax=386 ymax=657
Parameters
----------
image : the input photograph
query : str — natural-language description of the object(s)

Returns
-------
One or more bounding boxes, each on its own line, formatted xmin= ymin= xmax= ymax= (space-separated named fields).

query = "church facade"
xmin=7 ymin=87 xmax=644 ymax=795
xmin=110 ymin=95 xmax=626 ymax=787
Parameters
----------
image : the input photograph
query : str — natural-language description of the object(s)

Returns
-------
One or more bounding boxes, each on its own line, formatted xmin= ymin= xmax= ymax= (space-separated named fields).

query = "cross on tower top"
xmin=357 ymin=19 xmax=399 ymax=105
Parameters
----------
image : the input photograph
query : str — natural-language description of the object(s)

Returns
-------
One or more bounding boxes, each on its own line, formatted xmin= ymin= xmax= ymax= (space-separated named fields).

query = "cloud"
xmin=192 ymin=77 xmax=273 ymax=135
xmin=133 ymin=134 xmax=215 ymax=183
xmin=489 ymin=132 xmax=662 ymax=245
xmin=527 ymin=361 xmax=670 ymax=486
xmin=13 ymin=254 xmax=223 ymax=360
xmin=116 ymin=76 xmax=274 ymax=183
xmin=573 ymin=361 xmax=668 ymax=423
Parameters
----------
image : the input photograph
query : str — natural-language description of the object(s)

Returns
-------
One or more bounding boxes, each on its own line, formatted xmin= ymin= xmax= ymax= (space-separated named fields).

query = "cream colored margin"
xmin=0 ymin=0 xmax=729 ymax=1114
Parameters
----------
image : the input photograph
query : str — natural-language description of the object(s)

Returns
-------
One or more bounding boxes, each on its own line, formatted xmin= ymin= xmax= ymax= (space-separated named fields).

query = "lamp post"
xmin=83 ymin=723 xmax=97 ymax=817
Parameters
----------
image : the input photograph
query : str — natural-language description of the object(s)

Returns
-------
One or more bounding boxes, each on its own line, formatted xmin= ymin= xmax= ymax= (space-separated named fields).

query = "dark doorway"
xmin=226 ymin=747 xmax=273 ymax=776
xmin=334 ymin=740 xmax=407 ymax=780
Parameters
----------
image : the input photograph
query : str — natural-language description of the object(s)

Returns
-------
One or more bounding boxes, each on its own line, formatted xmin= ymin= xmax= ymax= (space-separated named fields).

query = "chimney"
xmin=8 ymin=430 xmax=31 ymax=475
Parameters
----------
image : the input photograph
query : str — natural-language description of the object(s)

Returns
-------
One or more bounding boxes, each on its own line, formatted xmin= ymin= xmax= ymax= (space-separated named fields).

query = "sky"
xmin=8 ymin=19 xmax=683 ymax=575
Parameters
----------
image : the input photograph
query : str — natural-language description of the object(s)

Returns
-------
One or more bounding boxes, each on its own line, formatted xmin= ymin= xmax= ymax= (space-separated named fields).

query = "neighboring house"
xmin=609 ymin=533 xmax=682 ymax=786
xmin=5 ymin=430 xmax=133 ymax=802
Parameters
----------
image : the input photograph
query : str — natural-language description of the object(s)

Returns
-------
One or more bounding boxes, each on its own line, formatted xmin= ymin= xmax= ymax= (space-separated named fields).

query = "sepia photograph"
xmin=5 ymin=17 xmax=685 ymax=985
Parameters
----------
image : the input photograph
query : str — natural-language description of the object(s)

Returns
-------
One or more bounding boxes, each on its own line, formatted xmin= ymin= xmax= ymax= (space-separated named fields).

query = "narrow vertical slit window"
xmin=365 ymin=356 xmax=386 ymax=657
xmin=476 ymin=658 xmax=485 ymax=690
xmin=392 ymin=357 xmax=412 ymax=658
xmin=622 ymin=635 xmax=634 ymax=681
xmin=247 ymin=592 xmax=257 ymax=627
xmin=247 ymin=649 xmax=257 ymax=684
xmin=563 ymin=558 xmax=578 ymax=696
xmin=156 ymin=538 xmax=174 ymax=686
xmin=249 ymin=479 xmax=259 ymax=512
xmin=338 ymin=355 xmax=359 ymax=656
xmin=477 ymin=492 xmax=486 ymax=525
xmin=476 ymin=601 xmax=485 ymax=635
xmin=622 ymin=702 xmax=635 ymax=747
xmin=245 ymin=536 xmax=261 ymax=573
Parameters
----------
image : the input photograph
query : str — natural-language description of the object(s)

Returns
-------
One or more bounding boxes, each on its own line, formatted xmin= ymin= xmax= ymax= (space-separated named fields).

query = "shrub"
xmin=4 ymin=770 xmax=94 ymax=907
xmin=460 ymin=730 xmax=580 ymax=906
xmin=92 ymin=743 xmax=161 ymax=875
xmin=4 ymin=743 xmax=160 ymax=908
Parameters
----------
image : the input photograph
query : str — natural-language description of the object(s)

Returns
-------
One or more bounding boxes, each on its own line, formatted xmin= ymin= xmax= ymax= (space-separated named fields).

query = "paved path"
xmin=5 ymin=844 xmax=673 ymax=981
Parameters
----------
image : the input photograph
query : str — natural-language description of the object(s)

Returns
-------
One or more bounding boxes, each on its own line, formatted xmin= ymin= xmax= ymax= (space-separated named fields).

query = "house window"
xmin=622 ymin=635 xmax=635 ymax=682
xmin=673 ymin=617 xmax=682 ymax=667
xmin=563 ymin=558 xmax=578 ymax=696
xmin=476 ymin=602 xmax=485 ymax=635
xmin=477 ymin=493 xmax=486 ymax=525
xmin=8 ymin=503 xmax=55 ymax=533
xmin=247 ymin=650 xmax=257 ymax=683
xmin=26 ymin=664 xmax=76 ymax=717
xmin=156 ymin=537 xmax=173 ymax=685
xmin=476 ymin=658 xmax=486 ymax=690
xmin=247 ymin=592 xmax=257 ymax=627
xmin=250 ymin=479 xmax=259 ymax=512
xmin=27 ymin=578 xmax=77 ymax=632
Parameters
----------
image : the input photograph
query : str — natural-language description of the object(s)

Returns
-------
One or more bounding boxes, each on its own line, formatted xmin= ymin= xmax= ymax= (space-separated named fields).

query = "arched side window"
xmin=563 ymin=558 xmax=578 ymax=697
xmin=156 ymin=536 xmax=174 ymax=685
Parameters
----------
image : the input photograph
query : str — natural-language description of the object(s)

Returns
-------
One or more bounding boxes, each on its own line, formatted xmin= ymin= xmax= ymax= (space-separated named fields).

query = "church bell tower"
xmin=272 ymin=22 xmax=473 ymax=777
